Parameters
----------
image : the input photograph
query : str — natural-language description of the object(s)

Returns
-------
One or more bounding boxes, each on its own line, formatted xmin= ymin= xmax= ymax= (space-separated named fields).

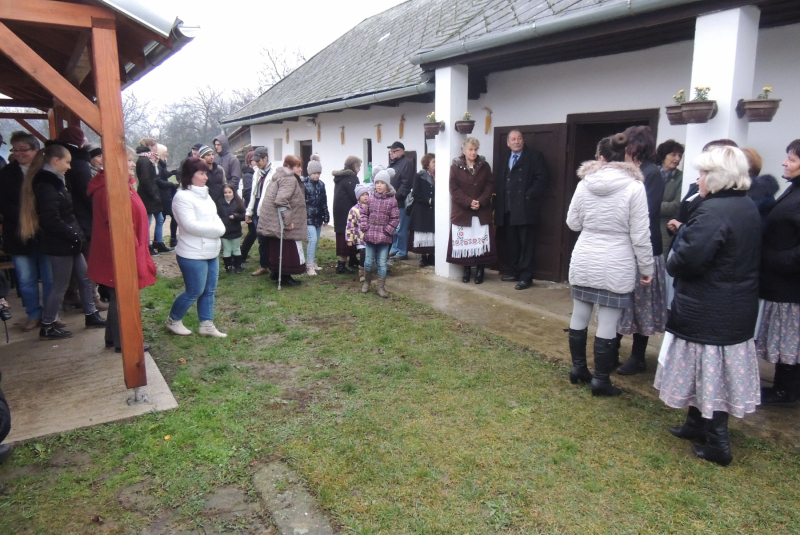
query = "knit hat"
xmin=88 ymin=145 xmax=102 ymax=159
xmin=354 ymin=183 xmax=371 ymax=200
xmin=344 ymin=155 xmax=362 ymax=172
xmin=191 ymin=142 xmax=204 ymax=150
xmin=371 ymin=166 xmax=395 ymax=186
xmin=57 ymin=126 xmax=85 ymax=147
xmin=307 ymin=154 xmax=322 ymax=174
xmin=135 ymin=145 xmax=150 ymax=155
xmin=198 ymin=145 xmax=214 ymax=158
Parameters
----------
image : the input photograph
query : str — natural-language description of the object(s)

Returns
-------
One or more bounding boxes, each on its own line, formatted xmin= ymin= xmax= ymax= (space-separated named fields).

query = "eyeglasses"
xmin=10 ymin=148 xmax=35 ymax=153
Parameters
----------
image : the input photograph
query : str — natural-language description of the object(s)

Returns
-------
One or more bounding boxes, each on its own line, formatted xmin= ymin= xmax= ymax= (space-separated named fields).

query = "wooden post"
xmin=52 ymin=101 xmax=69 ymax=137
xmin=47 ymin=109 xmax=57 ymax=139
xmin=91 ymin=18 xmax=147 ymax=388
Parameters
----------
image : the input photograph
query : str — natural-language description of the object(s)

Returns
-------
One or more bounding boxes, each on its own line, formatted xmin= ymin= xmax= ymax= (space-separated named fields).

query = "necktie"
xmin=511 ymin=154 xmax=518 ymax=169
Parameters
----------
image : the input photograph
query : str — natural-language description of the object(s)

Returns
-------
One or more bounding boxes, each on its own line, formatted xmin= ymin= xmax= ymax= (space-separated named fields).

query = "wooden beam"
xmin=0 ymin=0 xmax=114 ymax=29
xmin=47 ymin=109 xmax=56 ymax=138
xmin=64 ymin=30 xmax=92 ymax=85
xmin=15 ymin=118 xmax=47 ymax=144
xmin=0 ymin=21 xmax=101 ymax=133
xmin=0 ymin=112 xmax=48 ymax=119
xmin=91 ymin=18 xmax=147 ymax=389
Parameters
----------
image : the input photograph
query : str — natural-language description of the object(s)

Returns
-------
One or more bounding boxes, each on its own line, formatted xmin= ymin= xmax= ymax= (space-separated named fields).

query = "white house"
xmin=221 ymin=0 xmax=800 ymax=282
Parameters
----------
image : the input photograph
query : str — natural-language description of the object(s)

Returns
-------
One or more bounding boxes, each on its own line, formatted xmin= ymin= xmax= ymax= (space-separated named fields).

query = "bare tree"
xmin=256 ymin=46 xmax=307 ymax=93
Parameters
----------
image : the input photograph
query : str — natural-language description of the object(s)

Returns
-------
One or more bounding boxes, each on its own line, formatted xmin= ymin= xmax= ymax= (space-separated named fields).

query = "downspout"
xmin=409 ymin=0 xmax=700 ymax=66
xmin=220 ymin=82 xmax=435 ymax=128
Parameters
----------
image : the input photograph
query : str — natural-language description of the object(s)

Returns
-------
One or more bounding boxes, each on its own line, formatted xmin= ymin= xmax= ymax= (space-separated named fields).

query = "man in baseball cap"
xmin=387 ymin=141 xmax=413 ymax=261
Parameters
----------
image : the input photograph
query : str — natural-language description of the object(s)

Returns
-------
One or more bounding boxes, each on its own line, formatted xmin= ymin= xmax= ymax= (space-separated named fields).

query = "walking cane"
xmin=277 ymin=207 xmax=287 ymax=290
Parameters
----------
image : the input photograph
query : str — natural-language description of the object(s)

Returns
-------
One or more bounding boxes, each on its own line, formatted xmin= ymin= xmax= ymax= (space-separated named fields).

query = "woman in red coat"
xmin=87 ymin=149 xmax=156 ymax=352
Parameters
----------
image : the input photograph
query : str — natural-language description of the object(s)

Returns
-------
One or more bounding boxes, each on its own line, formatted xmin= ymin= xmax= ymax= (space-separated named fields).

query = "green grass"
xmin=1 ymin=239 xmax=799 ymax=534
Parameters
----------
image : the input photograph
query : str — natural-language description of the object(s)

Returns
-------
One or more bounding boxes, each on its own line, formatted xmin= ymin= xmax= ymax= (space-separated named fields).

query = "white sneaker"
xmin=165 ymin=317 xmax=192 ymax=336
xmin=199 ymin=320 xmax=227 ymax=338
xmin=306 ymin=264 xmax=317 ymax=276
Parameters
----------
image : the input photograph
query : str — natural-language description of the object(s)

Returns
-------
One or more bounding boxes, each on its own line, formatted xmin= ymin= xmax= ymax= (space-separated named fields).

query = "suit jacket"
xmin=494 ymin=144 xmax=549 ymax=226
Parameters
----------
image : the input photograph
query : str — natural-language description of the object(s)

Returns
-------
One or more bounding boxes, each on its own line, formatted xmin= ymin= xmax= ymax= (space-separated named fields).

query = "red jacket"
xmin=87 ymin=172 xmax=156 ymax=289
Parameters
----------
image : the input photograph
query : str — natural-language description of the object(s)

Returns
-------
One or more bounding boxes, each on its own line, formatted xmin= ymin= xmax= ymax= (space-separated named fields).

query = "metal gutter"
xmin=409 ymin=0 xmax=700 ymax=66
xmin=95 ymin=0 xmax=176 ymax=37
xmin=123 ymin=19 xmax=199 ymax=87
xmin=220 ymin=82 xmax=435 ymax=128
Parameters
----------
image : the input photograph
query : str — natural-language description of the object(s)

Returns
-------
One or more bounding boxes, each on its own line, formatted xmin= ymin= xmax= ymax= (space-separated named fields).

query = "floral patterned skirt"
xmin=756 ymin=300 xmax=800 ymax=364
xmin=617 ymin=254 xmax=668 ymax=336
xmin=654 ymin=336 xmax=760 ymax=419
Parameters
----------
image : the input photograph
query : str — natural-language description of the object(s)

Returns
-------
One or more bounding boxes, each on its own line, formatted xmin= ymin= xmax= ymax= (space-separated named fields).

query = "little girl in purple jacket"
xmin=359 ymin=167 xmax=399 ymax=298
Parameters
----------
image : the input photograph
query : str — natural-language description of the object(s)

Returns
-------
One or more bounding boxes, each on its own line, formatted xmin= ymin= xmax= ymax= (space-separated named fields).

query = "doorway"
xmin=299 ymin=140 xmax=313 ymax=176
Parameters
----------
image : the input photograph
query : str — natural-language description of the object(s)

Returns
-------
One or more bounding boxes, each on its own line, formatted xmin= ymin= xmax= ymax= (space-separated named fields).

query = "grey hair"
xmin=461 ymin=136 xmax=480 ymax=150
xmin=694 ymin=146 xmax=750 ymax=193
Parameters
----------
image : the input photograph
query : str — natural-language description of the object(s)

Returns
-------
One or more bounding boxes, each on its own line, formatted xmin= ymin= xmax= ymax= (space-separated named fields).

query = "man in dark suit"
xmin=495 ymin=130 xmax=549 ymax=290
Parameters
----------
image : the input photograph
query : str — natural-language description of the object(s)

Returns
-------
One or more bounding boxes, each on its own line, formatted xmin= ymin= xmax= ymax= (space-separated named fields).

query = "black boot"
xmin=692 ymin=411 xmax=732 ymax=466
xmin=233 ymin=256 xmax=243 ymax=274
xmin=348 ymin=256 xmax=360 ymax=269
xmin=610 ymin=333 xmax=623 ymax=369
xmin=618 ymin=333 xmax=648 ymax=375
xmin=40 ymin=322 xmax=73 ymax=340
xmin=474 ymin=265 xmax=485 ymax=284
xmin=419 ymin=255 xmax=431 ymax=268
xmin=590 ymin=336 xmax=622 ymax=397
xmin=428 ymin=254 xmax=435 ymax=266
xmin=336 ymin=260 xmax=353 ymax=274
xmin=568 ymin=328 xmax=592 ymax=384
xmin=223 ymin=256 xmax=233 ymax=274
xmin=154 ymin=241 xmax=173 ymax=253
xmin=148 ymin=244 xmax=158 ymax=256
xmin=761 ymin=363 xmax=799 ymax=407
xmin=281 ymin=275 xmax=301 ymax=287
xmin=462 ymin=266 xmax=471 ymax=283
xmin=669 ymin=406 xmax=706 ymax=442
xmin=85 ymin=311 xmax=106 ymax=328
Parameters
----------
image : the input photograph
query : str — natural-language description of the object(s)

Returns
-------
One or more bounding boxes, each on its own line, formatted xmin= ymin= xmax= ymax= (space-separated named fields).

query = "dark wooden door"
xmin=299 ymin=140 xmax=313 ymax=176
xmin=493 ymin=123 xmax=567 ymax=282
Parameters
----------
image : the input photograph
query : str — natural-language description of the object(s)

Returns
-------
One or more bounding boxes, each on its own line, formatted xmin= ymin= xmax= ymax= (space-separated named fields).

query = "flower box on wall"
xmin=424 ymin=121 xmax=445 ymax=137
xmin=665 ymin=105 xmax=687 ymax=125
xmin=681 ymin=100 xmax=717 ymax=124
xmin=454 ymin=120 xmax=476 ymax=134
xmin=736 ymin=98 xmax=781 ymax=122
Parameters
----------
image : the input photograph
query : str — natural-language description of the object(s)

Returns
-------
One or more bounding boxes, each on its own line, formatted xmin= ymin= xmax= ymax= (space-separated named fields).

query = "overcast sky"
xmin=127 ymin=0 xmax=408 ymax=106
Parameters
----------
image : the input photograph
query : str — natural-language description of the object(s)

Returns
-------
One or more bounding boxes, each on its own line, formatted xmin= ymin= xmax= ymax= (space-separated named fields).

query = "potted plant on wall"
xmin=681 ymin=86 xmax=717 ymax=123
xmin=424 ymin=112 xmax=445 ymax=137
xmin=666 ymin=89 xmax=687 ymax=125
xmin=454 ymin=111 xmax=476 ymax=134
xmin=737 ymin=86 xmax=781 ymax=122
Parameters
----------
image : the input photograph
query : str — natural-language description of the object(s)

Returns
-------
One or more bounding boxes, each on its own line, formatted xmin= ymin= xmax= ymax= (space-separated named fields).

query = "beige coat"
xmin=257 ymin=166 xmax=308 ymax=240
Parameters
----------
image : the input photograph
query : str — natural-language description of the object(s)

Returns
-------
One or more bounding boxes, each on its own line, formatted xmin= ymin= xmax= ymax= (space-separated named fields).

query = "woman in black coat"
xmin=332 ymin=156 xmax=361 ymax=273
xmin=19 ymin=144 xmax=105 ymax=340
xmin=408 ymin=153 xmax=435 ymax=267
xmin=655 ymin=146 xmax=762 ymax=466
xmin=156 ymin=146 xmax=179 ymax=248
xmin=216 ymin=184 xmax=246 ymax=274
xmin=756 ymin=139 xmax=800 ymax=407
xmin=135 ymin=145 xmax=164 ymax=255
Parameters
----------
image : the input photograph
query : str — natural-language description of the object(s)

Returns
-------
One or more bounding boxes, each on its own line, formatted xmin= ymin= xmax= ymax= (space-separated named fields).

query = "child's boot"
xmin=361 ymin=272 xmax=372 ymax=293
xmin=358 ymin=266 xmax=365 ymax=282
xmin=223 ymin=256 xmax=233 ymax=274
xmin=377 ymin=275 xmax=388 ymax=298
xmin=233 ymin=255 xmax=243 ymax=274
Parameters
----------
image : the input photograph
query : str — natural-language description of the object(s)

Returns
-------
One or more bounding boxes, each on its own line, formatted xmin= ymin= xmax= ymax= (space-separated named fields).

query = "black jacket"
xmin=760 ymin=178 xmax=800 ymax=303
xmin=216 ymin=198 xmax=246 ymax=240
xmin=207 ymin=163 xmax=226 ymax=203
xmin=666 ymin=190 xmax=761 ymax=345
xmin=0 ymin=161 xmax=36 ymax=255
xmin=135 ymin=152 xmax=162 ymax=214
xmin=61 ymin=143 xmax=94 ymax=240
xmin=390 ymin=156 xmax=415 ymax=205
xmin=640 ymin=160 xmax=665 ymax=256
xmin=747 ymin=174 xmax=779 ymax=232
xmin=332 ymin=169 xmax=359 ymax=233
xmin=303 ymin=177 xmax=329 ymax=227
xmin=157 ymin=159 xmax=178 ymax=217
xmin=33 ymin=169 xmax=83 ymax=256
xmin=494 ymin=144 xmax=548 ymax=226
xmin=241 ymin=164 xmax=254 ymax=205
xmin=408 ymin=170 xmax=435 ymax=233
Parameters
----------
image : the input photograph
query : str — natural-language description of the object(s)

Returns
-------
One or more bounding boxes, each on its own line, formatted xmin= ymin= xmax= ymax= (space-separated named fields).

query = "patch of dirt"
xmin=0 ymin=464 xmax=41 ymax=482
xmin=117 ymin=479 xmax=157 ymax=511
xmin=202 ymin=486 xmax=261 ymax=521
xmin=246 ymin=334 xmax=286 ymax=346
xmin=151 ymin=253 xmax=182 ymax=280
xmin=239 ymin=362 xmax=300 ymax=387
xmin=48 ymin=450 xmax=93 ymax=469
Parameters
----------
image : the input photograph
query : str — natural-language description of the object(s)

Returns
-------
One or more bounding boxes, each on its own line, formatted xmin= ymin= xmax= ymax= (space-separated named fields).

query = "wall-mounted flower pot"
xmin=454 ymin=120 xmax=476 ymax=134
xmin=681 ymin=100 xmax=717 ymax=123
xmin=736 ymin=98 xmax=781 ymax=122
xmin=666 ymin=105 xmax=687 ymax=125
xmin=424 ymin=121 xmax=445 ymax=137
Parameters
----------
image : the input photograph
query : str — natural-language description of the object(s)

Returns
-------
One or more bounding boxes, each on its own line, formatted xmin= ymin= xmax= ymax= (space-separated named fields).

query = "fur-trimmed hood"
xmin=577 ymin=160 xmax=644 ymax=197
xmin=332 ymin=168 xmax=358 ymax=183
xmin=452 ymin=154 xmax=487 ymax=171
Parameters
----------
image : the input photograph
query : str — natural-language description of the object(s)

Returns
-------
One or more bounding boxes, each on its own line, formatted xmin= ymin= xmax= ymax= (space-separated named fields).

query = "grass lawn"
xmin=1 ymin=239 xmax=799 ymax=534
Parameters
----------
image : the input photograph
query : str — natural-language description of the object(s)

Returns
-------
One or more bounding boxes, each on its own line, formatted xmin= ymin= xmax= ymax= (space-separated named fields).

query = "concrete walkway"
xmin=388 ymin=263 xmax=800 ymax=448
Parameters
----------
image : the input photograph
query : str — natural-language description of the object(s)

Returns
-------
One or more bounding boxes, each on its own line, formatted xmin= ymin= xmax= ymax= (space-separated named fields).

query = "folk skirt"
xmin=335 ymin=232 xmax=357 ymax=259
xmin=267 ymin=237 xmax=306 ymax=275
xmin=755 ymin=300 xmax=800 ymax=365
xmin=617 ymin=254 xmax=668 ymax=336
xmin=446 ymin=217 xmax=498 ymax=266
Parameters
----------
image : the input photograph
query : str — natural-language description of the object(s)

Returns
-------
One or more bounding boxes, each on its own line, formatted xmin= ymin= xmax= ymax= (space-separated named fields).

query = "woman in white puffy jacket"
xmin=166 ymin=157 xmax=227 ymax=338
xmin=566 ymin=133 xmax=654 ymax=397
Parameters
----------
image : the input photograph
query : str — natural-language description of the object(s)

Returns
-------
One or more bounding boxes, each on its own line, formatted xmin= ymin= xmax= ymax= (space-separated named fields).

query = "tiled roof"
xmin=222 ymin=0 xmax=613 ymax=124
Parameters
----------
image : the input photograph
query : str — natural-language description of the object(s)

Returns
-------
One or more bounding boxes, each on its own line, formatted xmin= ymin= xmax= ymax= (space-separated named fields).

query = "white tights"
xmin=569 ymin=299 xmax=622 ymax=339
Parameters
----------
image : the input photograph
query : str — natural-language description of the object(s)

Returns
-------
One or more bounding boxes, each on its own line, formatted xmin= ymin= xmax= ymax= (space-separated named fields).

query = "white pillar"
xmin=682 ymin=6 xmax=760 ymax=195
xmin=434 ymin=64 xmax=469 ymax=278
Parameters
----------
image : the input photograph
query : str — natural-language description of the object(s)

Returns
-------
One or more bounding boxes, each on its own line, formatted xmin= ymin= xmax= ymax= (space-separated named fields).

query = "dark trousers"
xmin=250 ymin=214 xmax=270 ymax=269
xmin=169 ymin=216 xmax=178 ymax=243
xmin=503 ymin=212 xmax=537 ymax=282
xmin=105 ymin=288 xmax=120 ymax=348
xmin=240 ymin=220 xmax=257 ymax=259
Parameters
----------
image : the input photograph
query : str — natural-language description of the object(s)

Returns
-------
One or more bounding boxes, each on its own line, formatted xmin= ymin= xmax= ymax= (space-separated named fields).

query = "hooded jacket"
xmin=567 ymin=161 xmax=653 ymax=294
xmin=303 ymin=176 xmax=330 ymax=227
xmin=135 ymin=148 xmax=162 ymax=214
xmin=360 ymin=184 xmax=400 ymax=245
xmin=257 ymin=166 xmax=308 ymax=241
xmin=86 ymin=172 xmax=156 ymax=289
xmin=213 ymin=135 xmax=242 ymax=190
xmin=332 ymin=168 xmax=360 ymax=233
xmin=32 ymin=168 xmax=84 ymax=256
xmin=172 ymin=185 xmax=226 ymax=260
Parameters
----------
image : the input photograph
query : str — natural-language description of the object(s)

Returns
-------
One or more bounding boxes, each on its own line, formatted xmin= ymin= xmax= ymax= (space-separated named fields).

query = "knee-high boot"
xmin=617 ymin=333 xmax=648 ymax=375
xmin=761 ymin=363 xmax=799 ymax=407
xmin=692 ymin=411 xmax=732 ymax=466
xmin=568 ymin=328 xmax=592 ymax=384
xmin=591 ymin=336 xmax=622 ymax=397
xmin=669 ymin=406 xmax=705 ymax=442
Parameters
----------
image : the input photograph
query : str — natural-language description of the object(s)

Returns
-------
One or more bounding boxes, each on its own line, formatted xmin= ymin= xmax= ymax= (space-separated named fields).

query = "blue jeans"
xmin=148 ymin=212 xmax=165 ymax=243
xmin=390 ymin=209 xmax=410 ymax=257
xmin=364 ymin=243 xmax=390 ymax=277
xmin=306 ymin=225 xmax=321 ymax=265
xmin=11 ymin=253 xmax=53 ymax=319
xmin=169 ymin=256 xmax=219 ymax=322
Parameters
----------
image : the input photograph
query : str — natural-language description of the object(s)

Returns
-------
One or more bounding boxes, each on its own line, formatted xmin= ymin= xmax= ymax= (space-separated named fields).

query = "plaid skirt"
xmin=617 ymin=254 xmax=668 ymax=336
xmin=756 ymin=300 xmax=800 ymax=364
xmin=571 ymin=286 xmax=631 ymax=309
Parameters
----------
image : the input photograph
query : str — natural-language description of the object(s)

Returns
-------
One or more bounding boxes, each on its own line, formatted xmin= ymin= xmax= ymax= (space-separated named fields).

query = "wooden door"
xmin=299 ymin=140 xmax=313 ymax=176
xmin=493 ymin=123 xmax=567 ymax=282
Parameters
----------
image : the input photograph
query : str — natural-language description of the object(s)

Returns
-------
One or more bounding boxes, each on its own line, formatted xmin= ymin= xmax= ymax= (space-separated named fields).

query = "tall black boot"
xmin=692 ymin=411 xmax=732 ymax=466
xmin=462 ymin=266 xmax=471 ymax=283
xmin=336 ymin=260 xmax=353 ymax=274
xmin=618 ymin=333 xmax=648 ymax=375
xmin=761 ymin=363 xmax=799 ymax=407
xmin=223 ymin=256 xmax=233 ymax=274
xmin=232 ymin=255 xmax=243 ymax=274
xmin=568 ymin=328 xmax=592 ymax=384
xmin=474 ymin=265 xmax=485 ymax=284
xmin=669 ymin=406 xmax=706 ymax=442
xmin=610 ymin=333 xmax=623 ymax=369
xmin=590 ymin=336 xmax=622 ymax=397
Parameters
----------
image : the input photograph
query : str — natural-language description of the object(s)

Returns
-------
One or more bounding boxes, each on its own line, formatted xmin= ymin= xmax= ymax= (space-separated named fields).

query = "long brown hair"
xmin=19 ymin=144 xmax=69 ymax=240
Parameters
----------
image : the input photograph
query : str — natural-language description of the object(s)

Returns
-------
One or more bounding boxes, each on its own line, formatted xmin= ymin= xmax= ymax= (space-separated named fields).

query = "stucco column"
xmin=434 ymin=64 xmax=469 ymax=278
xmin=682 ymin=6 xmax=760 ymax=195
